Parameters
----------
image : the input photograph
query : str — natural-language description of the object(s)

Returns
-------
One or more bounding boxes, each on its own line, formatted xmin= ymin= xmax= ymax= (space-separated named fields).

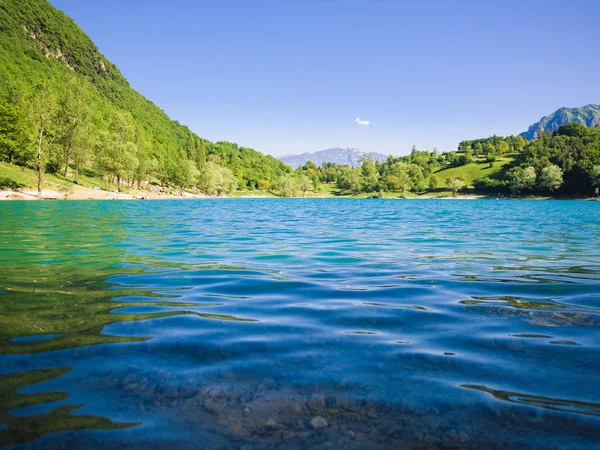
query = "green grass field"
xmin=427 ymin=156 xmax=515 ymax=188
xmin=0 ymin=162 xmax=67 ymax=190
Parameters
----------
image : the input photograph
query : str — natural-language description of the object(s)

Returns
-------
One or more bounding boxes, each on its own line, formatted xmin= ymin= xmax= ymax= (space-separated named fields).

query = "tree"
xmin=170 ymin=158 xmax=199 ymax=193
xmin=508 ymin=166 xmax=536 ymax=195
xmin=303 ymin=161 xmax=319 ymax=171
xmin=389 ymin=162 xmax=412 ymax=191
xmin=257 ymin=179 xmax=271 ymax=191
xmin=406 ymin=164 xmax=424 ymax=191
xmin=589 ymin=165 xmax=600 ymax=197
xmin=556 ymin=122 xmax=589 ymax=138
xmin=198 ymin=162 xmax=238 ymax=196
xmin=197 ymin=138 xmax=206 ymax=167
xmin=133 ymin=150 xmax=156 ymax=189
xmin=93 ymin=111 xmax=140 ymax=190
xmin=381 ymin=175 xmax=399 ymax=192
xmin=219 ymin=167 xmax=238 ymax=195
xmin=25 ymin=80 xmax=58 ymax=197
xmin=57 ymin=77 xmax=91 ymax=177
xmin=497 ymin=141 xmax=510 ymax=155
xmin=429 ymin=176 xmax=438 ymax=190
xmin=277 ymin=174 xmax=299 ymax=197
xmin=70 ymin=122 xmax=95 ymax=182
xmin=94 ymin=132 xmax=138 ymax=191
xmin=337 ymin=168 xmax=363 ymax=195
xmin=360 ymin=156 xmax=379 ymax=192
xmin=446 ymin=177 xmax=465 ymax=197
xmin=538 ymin=164 xmax=563 ymax=192
xmin=0 ymin=99 xmax=29 ymax=164
xmin=186 ymin=132 xmax=196 ymax=161
xmin=297 ymin=174 xmax=314 ymax=197
xmin=198 ymin=161 xmax=223 ymax=195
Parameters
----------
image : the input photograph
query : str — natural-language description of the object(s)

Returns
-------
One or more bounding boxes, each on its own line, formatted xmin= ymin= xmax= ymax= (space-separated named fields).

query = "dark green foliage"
xmin=207 ymin=142 xmax=290 ymax=189
xmin=458 ymin=135 xmax=526 ymax=156
xmin=520 ymin=123 xmax=600 ymax=194
xmin=0 ymin=176 xmax=22 ymax=189
xmin=472 ymin=177 xmax=508 ymax=192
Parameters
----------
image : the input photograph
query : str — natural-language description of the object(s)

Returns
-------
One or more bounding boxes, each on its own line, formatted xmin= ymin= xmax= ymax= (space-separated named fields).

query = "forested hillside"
xmin=0 ymin=0 xmax=289 ymax=195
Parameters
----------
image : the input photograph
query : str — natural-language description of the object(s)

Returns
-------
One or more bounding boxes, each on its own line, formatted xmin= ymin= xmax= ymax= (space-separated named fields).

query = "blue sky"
xmin=50 ymin=0 xmax=599 ymax=157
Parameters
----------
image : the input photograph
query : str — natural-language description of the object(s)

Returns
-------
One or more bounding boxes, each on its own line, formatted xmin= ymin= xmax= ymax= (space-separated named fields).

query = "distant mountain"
xmin=520 ymin=104 xmax=600 ymax=140
xmin=279 ymin=147 xmax=389 ymax=169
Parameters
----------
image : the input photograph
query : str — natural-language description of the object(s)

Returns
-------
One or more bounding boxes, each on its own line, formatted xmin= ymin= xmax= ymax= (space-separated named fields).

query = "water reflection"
xmin=461 ymin=296 xmax=600 ymax=327
xmin=463 ymin=384 xmax=600 ymax=417
xmin=0 ymin=367 xmax=136 ymax=446
xmin=0 ymin=199 xmax=599 ymax=449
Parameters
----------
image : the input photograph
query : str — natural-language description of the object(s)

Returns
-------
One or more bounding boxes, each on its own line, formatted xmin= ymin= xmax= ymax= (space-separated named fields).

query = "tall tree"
xmin=361 ymin=156 xmax=379 ymax=192
xmin=446 ymin=177 xmax=465 ymax=197
xmin=57 ymin=78 xmax=91 ymax=177
xmin=71 ymin=122 xmax=94 ymax=182
xmin=25 ymin=80 xmax=58 ymax=198
xmin=93 ymin=111 xmax=139 ymax=190
xmin=197 ymin=137 xmax=206 ymax=168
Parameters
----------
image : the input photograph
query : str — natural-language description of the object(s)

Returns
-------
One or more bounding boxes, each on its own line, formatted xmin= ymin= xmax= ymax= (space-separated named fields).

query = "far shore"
xmin=1 ymin=187 xmax=596 ymax=201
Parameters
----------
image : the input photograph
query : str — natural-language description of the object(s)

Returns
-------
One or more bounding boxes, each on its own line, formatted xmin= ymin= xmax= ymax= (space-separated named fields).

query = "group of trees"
xmin=504 ymin=164 xmax=563 ymax=194
xmin=474 ymin=123 xmax=600 ymax=196
xmin=276 ymin=173 xmax=315 ymax=197
xmin=458 ymin=135 xmax=528 ymax=156
xmin=0 ymin=0 xmax=289 ymax=196
xmin=281 ymin=148 xmax=440 ymax=196
xmin=518 ymin=123 xmax=600 ymax=195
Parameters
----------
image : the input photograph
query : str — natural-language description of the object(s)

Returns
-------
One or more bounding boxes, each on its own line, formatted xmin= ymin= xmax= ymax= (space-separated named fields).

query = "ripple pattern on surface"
xmin=0 ymin=199 xmax=599 ymax=449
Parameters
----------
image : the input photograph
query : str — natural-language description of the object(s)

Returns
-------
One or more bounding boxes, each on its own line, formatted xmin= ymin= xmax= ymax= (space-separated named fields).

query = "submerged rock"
xmin=310 ymin=416 xmax=328 ymax=429
xmin=265 ymin=417 xmax=280 ymax=429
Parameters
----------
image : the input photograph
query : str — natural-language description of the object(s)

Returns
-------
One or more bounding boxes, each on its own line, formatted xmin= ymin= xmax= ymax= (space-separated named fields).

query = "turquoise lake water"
xmin=0 ymin=199 xmax=599 ymax=449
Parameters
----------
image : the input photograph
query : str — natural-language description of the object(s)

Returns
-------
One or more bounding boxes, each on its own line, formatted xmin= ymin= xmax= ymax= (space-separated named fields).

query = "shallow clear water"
xmin=0 ymin=199 xmax=599 ymax=449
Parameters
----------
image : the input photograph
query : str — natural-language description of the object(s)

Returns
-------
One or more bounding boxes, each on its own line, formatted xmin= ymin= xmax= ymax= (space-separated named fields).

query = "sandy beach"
xmin=0 ymin=184 xmax=206 ymax=201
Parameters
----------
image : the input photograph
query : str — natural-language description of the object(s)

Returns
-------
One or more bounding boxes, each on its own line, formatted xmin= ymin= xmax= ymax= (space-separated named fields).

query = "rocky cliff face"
xmin=279 ymin=147 xmax=389 ymax=169
xmin=520 ymin=104 xmax=600 ymax=140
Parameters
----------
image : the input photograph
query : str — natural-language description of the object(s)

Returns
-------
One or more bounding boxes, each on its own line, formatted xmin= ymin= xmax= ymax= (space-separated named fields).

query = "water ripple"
xmin=0 ymin=199 xmax=599 ymax=449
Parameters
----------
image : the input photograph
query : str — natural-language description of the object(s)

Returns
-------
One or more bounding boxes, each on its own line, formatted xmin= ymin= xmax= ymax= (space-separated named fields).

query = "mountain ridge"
xmin=279 ymin=147 xmax=389 ymax=169
xmin=520 ymin=104 xmax=600 ymax=140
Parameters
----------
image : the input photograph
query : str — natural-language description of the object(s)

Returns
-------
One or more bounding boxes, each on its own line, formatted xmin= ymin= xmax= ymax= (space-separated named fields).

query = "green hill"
xmin=428 ymin=156 xmax=514 ymax=188
xmin=0 ymin=0 xmax=289 ymax=192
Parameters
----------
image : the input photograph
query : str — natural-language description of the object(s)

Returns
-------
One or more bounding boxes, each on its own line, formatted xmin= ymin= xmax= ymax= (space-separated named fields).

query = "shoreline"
xmin=0 ymin=187 xmax=207 ymax=201
xmin=1 ymin=189 xmax=596 ymax=201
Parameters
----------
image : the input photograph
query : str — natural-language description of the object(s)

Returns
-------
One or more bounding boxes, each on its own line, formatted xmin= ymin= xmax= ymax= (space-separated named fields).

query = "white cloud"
xmin=356 ymin=117 xmax=370 ymax=126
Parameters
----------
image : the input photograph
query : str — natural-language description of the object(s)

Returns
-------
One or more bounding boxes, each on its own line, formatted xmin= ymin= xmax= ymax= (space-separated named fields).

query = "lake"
xmin=0 ymin=199 xmax=599 ymax=449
